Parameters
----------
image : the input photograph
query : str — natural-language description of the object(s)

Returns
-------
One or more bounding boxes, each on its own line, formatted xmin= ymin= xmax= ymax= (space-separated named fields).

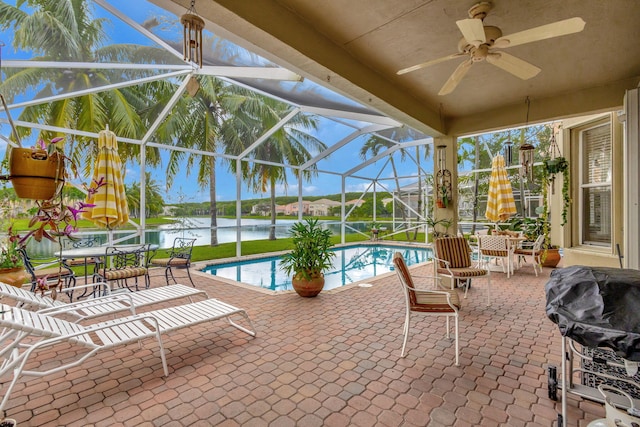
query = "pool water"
xmin=201 ymin=244 xmax=433 ymax=292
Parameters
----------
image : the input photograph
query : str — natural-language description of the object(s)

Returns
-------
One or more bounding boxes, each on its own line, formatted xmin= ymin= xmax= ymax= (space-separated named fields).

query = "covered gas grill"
xmin=545 ymin=266 xmax=640 ymax=427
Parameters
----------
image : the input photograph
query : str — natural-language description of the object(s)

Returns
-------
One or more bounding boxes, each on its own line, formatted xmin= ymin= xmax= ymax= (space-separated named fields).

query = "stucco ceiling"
xmin=154 ymin=0 xmax=640 ymax=137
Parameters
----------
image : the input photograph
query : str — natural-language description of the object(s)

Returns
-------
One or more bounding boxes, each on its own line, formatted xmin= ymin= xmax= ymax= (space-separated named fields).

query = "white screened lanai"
xmin=0 ymin=0 xmax=435 ymax=255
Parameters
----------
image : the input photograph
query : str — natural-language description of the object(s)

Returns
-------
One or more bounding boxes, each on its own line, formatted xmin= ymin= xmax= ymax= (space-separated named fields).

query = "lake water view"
xmin=25 ymin=217 xmax=369 ymax=257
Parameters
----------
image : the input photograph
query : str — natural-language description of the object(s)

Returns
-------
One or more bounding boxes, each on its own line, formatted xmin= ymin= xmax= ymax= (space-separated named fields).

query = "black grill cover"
xmin=545 ymin=265 xmax=640 ymax=361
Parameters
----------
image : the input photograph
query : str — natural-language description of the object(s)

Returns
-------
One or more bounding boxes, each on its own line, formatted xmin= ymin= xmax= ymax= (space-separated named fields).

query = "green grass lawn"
xmin=10 ymin=216 xmax=177 ymax=232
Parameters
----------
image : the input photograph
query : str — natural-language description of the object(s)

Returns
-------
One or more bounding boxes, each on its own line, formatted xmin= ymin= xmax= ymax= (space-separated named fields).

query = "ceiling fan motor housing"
xmin=458 ymin=26 xmax=502 ymax=53
xmin=468 ymin=2 xmax=492 ymax=20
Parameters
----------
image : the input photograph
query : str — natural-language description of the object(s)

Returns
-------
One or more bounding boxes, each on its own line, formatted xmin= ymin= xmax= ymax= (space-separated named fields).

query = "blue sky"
xmin=0 ymin=0 xmax=431 ymax=204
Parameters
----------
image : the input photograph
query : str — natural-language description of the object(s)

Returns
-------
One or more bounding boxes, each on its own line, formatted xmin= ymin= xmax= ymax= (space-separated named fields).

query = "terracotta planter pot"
xmin=541 ymin=248 xmax=561 ymax=268
xmin=292 ymin=272 xmax=325 ymax=297
xmin=0 ymin=267 xmax=28 ymax=288
xmin=9 ymin=148 xmax=64 ymax=200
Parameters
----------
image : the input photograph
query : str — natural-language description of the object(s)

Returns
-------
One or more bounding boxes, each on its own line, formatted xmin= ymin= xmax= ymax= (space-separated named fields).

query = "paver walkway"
xmin=1 ymin=259 xmax=607 ymax=426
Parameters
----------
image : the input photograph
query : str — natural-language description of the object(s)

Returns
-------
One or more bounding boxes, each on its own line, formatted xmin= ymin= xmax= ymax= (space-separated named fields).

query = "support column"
xmin=625 ymin=88 xmax=640 ymax=268
xmin=433 ymin=136 xmax=457 ymax=236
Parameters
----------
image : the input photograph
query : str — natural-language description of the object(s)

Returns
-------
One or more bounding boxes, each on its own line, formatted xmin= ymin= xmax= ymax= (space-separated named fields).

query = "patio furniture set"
xmin=19 ymin=237 xmax=198 ymax=297
xmin=393 ymin=234 xmax=545 ymax=368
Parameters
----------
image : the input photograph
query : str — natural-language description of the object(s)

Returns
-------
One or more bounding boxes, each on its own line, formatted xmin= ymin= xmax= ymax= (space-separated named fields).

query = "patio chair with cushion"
xmin=94 ymin=244 xmax=150 ymax=292
xmin=477 ymin=234 xmax=515 ymax=278
xmin=0 ymin=281 xmax=207 ymax=323
xmin=513 ymin=234 xmax=544 ymax=276
xmin=433 ymin=236 xmax=491 ymax=305
xmin=18 ymin=248 xmax=76 ymax=293
xmin=393 ymin=252 xmax=461 ymax=365
xmin=0 ymin=298 xmax=256 ymax=415
xmin=149 ymin=237 xmax=196 ymax=286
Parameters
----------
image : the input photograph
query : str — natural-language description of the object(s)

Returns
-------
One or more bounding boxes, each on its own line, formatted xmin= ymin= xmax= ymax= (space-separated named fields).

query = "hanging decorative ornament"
xmin=181 ymin=0 xmax=205 ymax=68
xmin=504 ymin=140 xmax=513 ymax=166
xmin=519 ymin=142 xmax=535 ymax=182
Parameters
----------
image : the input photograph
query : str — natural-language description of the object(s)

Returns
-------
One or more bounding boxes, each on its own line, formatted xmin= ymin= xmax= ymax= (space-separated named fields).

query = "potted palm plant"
xmin=280 ymin=218 xmax=336 ymax=297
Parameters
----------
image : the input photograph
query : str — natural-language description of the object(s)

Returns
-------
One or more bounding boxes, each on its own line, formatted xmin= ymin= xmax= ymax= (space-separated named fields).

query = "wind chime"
xmin=181 ymin=0 xmax=205 ymax=68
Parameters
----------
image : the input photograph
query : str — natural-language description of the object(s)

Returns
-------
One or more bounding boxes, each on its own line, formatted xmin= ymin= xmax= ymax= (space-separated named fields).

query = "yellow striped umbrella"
xmin=485 ymin=154 xmax=517 ymax=223
xmin=83 ymin=128 xmax=129 ymax=229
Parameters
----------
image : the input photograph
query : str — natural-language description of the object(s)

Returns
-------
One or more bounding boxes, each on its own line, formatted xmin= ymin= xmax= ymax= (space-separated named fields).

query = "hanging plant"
xmin=542 ymin=156 xmax=570 ymax=226
xmin=543 ymin=156 xmax=568 ymax=175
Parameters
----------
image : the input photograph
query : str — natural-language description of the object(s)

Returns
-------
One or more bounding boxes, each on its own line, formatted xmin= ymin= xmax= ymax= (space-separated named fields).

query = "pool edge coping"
xmin=192 ymin=241 xmax=434 ymax=295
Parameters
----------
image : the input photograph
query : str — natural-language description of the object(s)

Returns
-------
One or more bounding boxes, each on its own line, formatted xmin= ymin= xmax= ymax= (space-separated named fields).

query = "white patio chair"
xmin=0 ymin=298 xmax=256 ymax=414
xmin=477 ymin=234 xmax=515 ymax=278
xmin=0 ymin=282 xmax=208 ymax=323
xmin=513 ymin=235 xmax=545 ymax=276
xmin=393 ymin=252 xmax=461 ymax=365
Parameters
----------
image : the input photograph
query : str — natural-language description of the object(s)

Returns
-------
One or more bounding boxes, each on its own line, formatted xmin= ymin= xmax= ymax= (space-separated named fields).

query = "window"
xmin=579 ymin=123 xmax=612 ymax=246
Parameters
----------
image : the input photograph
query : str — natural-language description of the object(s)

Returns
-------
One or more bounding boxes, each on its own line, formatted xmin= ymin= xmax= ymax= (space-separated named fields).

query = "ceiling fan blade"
xmin=438 ymin=59 xmax=473 ymax=96
xmin=486 ymin=52 xmax=541 ymax=80
xmin=493 ymin=17 xmax=585 ymax=49
xmin=456 ymin=18 xmax=486 ymax=47
xmin=397 ymin=53 xmax=466 ymax=75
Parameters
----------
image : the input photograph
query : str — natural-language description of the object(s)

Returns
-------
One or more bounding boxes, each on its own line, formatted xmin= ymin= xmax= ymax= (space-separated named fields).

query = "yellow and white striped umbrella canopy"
xmin=83 ymin=129 xmax=129 ymax=228
xmin=485 ymin=154 xmax=517 ymax=223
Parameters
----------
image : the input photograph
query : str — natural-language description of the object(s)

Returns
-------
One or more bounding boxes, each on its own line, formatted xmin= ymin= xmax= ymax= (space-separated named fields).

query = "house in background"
xmin=308 ymin=199 xmax=341 ymax=216
xmin=283 ymin=201 xmax=310 ymax=216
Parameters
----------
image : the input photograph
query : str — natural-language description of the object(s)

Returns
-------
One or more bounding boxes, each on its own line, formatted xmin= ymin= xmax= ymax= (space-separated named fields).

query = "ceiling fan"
xmin=397 ymin=2 xmax=585 ymax=96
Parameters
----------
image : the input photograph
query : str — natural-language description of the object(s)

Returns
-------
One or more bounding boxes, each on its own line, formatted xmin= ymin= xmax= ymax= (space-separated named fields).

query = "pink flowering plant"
xmin=0 ymin=226 xmax=23 ymax=270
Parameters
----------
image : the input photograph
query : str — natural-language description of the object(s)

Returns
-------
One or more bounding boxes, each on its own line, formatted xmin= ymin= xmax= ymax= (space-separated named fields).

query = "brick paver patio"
xmin=1 ymin=258 xmax=607 ymax=426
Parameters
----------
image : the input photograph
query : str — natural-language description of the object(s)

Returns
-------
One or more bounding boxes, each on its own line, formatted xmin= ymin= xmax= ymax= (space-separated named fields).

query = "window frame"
xmin=578 ymin=121 xmax=612 ymax=248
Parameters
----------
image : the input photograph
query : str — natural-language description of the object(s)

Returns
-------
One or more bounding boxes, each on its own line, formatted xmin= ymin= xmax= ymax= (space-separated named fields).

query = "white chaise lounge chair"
xmin=0 ymin=299 xmax=256 ymax=414
xmin=0 ymin=282 xmax=207 ymax=322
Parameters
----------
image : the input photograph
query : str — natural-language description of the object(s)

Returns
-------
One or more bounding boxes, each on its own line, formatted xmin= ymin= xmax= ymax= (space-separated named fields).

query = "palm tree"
xmin=224 ymin=97 xmax=326 ymax=240
xmin=0 ymin=0 xmax=173 ymax=172
xmin=155 ymin=75 xmax=277 ymax=245
xmin=125 ymin=172 xmax=165 ymax=218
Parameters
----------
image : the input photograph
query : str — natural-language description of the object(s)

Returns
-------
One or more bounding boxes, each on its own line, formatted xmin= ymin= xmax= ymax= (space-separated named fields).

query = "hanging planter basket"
xmin=9 ymin=148 xmax=64 ymax=200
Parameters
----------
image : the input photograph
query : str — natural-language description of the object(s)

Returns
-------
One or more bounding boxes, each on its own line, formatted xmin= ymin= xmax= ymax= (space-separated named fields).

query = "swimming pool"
xmin=201 ymin=244 xmax=433 ymax=292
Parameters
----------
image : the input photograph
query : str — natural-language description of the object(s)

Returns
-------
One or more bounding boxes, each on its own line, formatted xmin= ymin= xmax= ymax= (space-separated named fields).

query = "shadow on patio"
xmin=2 ymin=261 xmax=605 ymax=426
